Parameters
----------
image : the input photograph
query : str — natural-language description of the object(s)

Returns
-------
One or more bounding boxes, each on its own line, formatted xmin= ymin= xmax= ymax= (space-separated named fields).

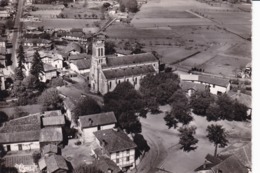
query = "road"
xmin=10 ymin=0 xmax=24 ymax=70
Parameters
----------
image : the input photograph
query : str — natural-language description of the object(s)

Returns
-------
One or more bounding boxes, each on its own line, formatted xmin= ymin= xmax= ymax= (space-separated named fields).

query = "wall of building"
xmin=40 ymin=71 xmax=57 ymax=82
xmin=110 ymin=149 xmax=135 ymax=168
xmin=193 ymin=81 xmax=229 ymax=95
xmin=52 ymin=59 xmax=63 ymax=69
xmin=3 ymin=141 xmax=40 ymax=152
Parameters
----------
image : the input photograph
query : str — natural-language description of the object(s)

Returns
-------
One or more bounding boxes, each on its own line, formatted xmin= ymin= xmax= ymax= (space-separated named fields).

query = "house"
xmin=180 ymin=81 xmax=207 ymax=97
xmin=40 ymin=51 xmax=64 ymax=69
xmin=62 ymin=28 xmax=90 ymax=42
xmin=93 ymin=129 xmax=137 ymax=169
xmin=0 ymin=114 xmax=41 ymax=152
xmin=39 ymin=63 xmax=57 ymax=82
xmin=0 ymin=72 xmax=5 ymax=90
xmin=228 ymin=91 xmax=252 ymax=116
xmin=89 ymin=36 xmax=159 ymax=95
xmin=0 ymin=9 xmax=10 ymax=18
xmin=23 ymin=38 xmax=52 ymax=48
xmin=65 ymin=42 xmax=82 ymax=55
xmin=42 ymin=144 xmax=59 ymax=156
xmin=39 ymin=154 xmax=69 ymax=173
xmin=0 ymin=54 xmax=5 ymax=67
xmin=39 ymin=127 xmax=63 ymax=148
xmin=179 ymin=74 xmax=230 ymax=95
xmin=42 ymin=116 xmax=65 ymax=127
xmin=2 ymin=154 xmax=38 ymax=173
xmin=70 ymin=59 xmax=91 ymax=74
xmin=94 ymin=156 xmax=122 ymax=173
xmin=79 ymin=112 xmax=117 ymax=143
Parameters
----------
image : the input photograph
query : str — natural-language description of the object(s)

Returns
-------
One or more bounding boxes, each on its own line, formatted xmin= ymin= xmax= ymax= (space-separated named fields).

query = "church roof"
xmin=103 ymin=65 xmax=156 ymax=80
xmin=104 ymin=53 xmax=158 ymax=68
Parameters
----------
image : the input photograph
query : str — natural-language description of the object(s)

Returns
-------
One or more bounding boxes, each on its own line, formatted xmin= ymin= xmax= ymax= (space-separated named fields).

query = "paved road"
xmin=10 ymin=0 xmax=24 ymax=71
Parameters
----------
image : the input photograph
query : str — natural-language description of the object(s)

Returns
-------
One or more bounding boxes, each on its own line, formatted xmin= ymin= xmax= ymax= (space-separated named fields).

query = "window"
xmin=18 ymin=144 xmax=22 ymax=151
xmin=6 ymin=145 xmax=11 ymax=151
xmin=213 ymin=84 xmax=215 ymax=88
xmin=116 ymin=152 xmax=119 ymax=156
xmin=109 ymin=81 xmax=112 ymax=89
xmin=126 ymin=149 xmax=130 ymax=154
xmin=126 ymin=156 xmax=130 ymax=162
xmin=116 ymin=159 xmax=119 ymax=163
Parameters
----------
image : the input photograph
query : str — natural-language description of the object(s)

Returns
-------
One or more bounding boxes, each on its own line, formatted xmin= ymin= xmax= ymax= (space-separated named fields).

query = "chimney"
xmin=88 ymin=118 xmax=93 ymax=126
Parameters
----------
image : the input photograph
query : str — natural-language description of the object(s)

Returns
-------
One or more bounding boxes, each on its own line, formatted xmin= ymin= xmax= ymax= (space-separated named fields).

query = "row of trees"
xmin=118 ymin=0 xmax=138 ymax=13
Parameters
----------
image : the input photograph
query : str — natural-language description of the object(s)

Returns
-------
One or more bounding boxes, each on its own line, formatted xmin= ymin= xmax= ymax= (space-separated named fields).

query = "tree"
xmin=206 ymin=124 xmax=228 ymax=156
xmin=30 ymin=51 xmax=44 ymax=78
xmin=47 ymin=77 xmax=65 ymax=88
xmin=165 ymin=90 xmax=192 ymax=128
xmin=32 ymin=151 xmax=41 ymax=165
xmin=118 ymin=112 xmax=142 ymax=134
xmin=119 ymin=2 xmax=126 ymax=12
xmin=133 ymin=133 xmax=150 ymax=158
xmin=22 ymin=74 xmax=40 ymax=90
xmin=0 ymin=111 xmax=8 ymax=126
xmin=74 ymin=97 xmax=101 ymax=119
xmin=17 ymin=45 xmax=26 ymax=69
xmin=215 ymin=94 xmax=234 ymax=120
xmin=232 ymin=101 xmax=248 ymax=121
xmin=73 ymin=164 xmax=103 ymax=173
xmin=190 ymin=90 xmax=214 ymax=115
xmin=178 ymin=126 xmax=198 ymax=152
xmin=206 ymin=104 xmax=220 ymax=121
xmin=5 ymin=19 xmax=14 ymax=29
xmin=37 ymin=88 xmax=63 ymax=111
xmin=105 ymin=41 xmax=116 ymax=55
xmin=140 ymin=73 xmax=180 ymax=112
xmin=14 ymin=67 xmax=24 ymax=81
xmin=119 ymin=0 xmax=138 ymax=13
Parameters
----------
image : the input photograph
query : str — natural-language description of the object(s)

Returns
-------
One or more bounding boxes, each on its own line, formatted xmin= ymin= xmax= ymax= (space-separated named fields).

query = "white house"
xmin=70 ymin=59 xmax=91 ymax=74
xmin=179 ymin=74 xmax=230 ymax=95
xmin=93 ymin=129 xmax=137 ymax=170
xmin=79 ymin=112 xmax=117 ymax=143
xmin=39 ymin=63 xmax=57 ymax=82
xmin=40 ymin=51 xmax=64 ymax=69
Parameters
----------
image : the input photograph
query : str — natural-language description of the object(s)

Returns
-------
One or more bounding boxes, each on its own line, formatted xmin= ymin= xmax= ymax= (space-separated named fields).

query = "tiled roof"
xmin=105 ymin=53 xmax=158 ymax=68
xmin=40 ymin=127 xmax=63 ymax=142
xmin=68 ymin=53 xmax=91 ymax=61
xmin=79 ymin=112 xmax=117 ymax=129
xmin=180 ymin=81 xmax=206 ymax=92
xmin=44 ymin=63 xmax=57 ymax=72
xmin=24 ymin=38 xmax=52 ymax=44
xmin=94 ymin=156 xmax=121 ymax=173
xmin=63 ymin=97 xmax=76 ymax=111
xmin=94 ymin=129 xmax=137 ymax=153
xmin=42 ymin=116 xmax=65 ymax=127
xmin=43 ymin=110 xmax=62 ymax=117
xmin=0 ymin=131 xmax=40 ymax=144
xmin=45 ymin=155 xmax=68 ymax=173
xmin=179 ymin=74 xmax=199 ymax=81
xmin=3 ymin=154 xmax=34 ymax=168
xmin=71 ymin=59 xmax=91 ymax=70
xmin=42 ymin=144 xmax=58 ymax=155
xmin=103 ymin=65 xmax=156 ymax=80
xmin=65 ymin=42 xmax=82 ymax=53
xmin=199 ymin=75 xmax=230 ymax=87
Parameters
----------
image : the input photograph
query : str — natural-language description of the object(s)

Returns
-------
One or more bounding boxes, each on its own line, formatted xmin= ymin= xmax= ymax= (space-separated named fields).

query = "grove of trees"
xmin=118 ymin=0 xmax=138 ymax=13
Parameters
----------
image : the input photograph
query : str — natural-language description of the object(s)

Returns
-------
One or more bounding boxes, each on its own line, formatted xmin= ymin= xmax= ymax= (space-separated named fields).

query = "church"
xmin=89 ymin=36 xmax=160 ymax=95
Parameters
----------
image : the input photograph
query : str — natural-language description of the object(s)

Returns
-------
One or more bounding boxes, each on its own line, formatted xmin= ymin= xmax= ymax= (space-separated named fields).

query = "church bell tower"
xmin=89 ymin=35 xmax=106 ymax=93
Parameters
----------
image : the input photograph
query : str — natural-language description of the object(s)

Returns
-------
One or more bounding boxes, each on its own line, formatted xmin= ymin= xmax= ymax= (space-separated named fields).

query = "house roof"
xmin=195 ymin=154 xmax=248 ymax=173
xmin=105 ymin=52 xmax=158 ymax=68
xmin=45 ymin=155 xmax=68 ymax=173
xmin=63 ymin=97 xmax=76 ymax=111
xmin=93 ymin=129 xmax=137 ymax=153
xmin=228 ymin=91 xmax=251 ymax=108
xmin=180 ymin=81 xmax=206 ymax=92
xmin=43 ymin=110 xmax=62 ymax=117
xmin=71 ymin=59 xmax=91 ymax=70
xmin=94 ymin=156 xmax=121 ymax=173
xmin=3 ymin=154 xmax=34 ymax=168
xmin=40 ymin=127 xmax=63 ymax=142
xmin=42 ymin=116 xmax=65 ymax=127
xmin=39 ymin=158 xmax=47 ymax=170
xmin=65 ymin=42 xmax=82 ymax=53
xmin=179 ymin=74 xmax=199 ymax=81
xmin=44 ymin=63 xmax=57 ymax=72
xmin=68 ymin=53 xmax=91 ymax=61
xmin=42 ymin=144 xmax=58 ymax=155
xmin=103 ymin=65 xmax=156 ymax=80
xmin=199 ymin=75 xmax=230 ymax=87
xmin=24 ymin=38 xmax=52 ymax=44
xmin=0 ymin=131 xmax=40 ymax=144
xmin=79 ymin=112 xmax=117 ymax=129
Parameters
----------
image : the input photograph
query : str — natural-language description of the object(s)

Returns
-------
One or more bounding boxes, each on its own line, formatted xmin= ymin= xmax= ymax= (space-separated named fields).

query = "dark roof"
xmin=44 ymin=63 xmax=57 ymax=72
xmin=105 ymin=53 xmax=158 ymax=68
xmin=205 ymin=154 xmax=222 ymax=164
xmin=93 ymin=129 xmax=137 ymax=153
xmin=79 ymin=112 xmax=117 ymax=129
xmin=180 ymin=81 xmax=206 ymax=92
xmin=42 ymin=144 xmax=58 ymax=155
xmin=45 ymin=155 xmax=68 ymax=173
xmin=0 ymin=131 xmax=40 ymax=144
xmin=3 ymin=154 xmax=34 ymax=168
xmin=103 ymin=65 xmax=156 ymax=80
xmin=42 ymin=116 xmax=65 ymax=127
xmin=71 ymin=59 xmax=91 ymax=70
xmin=68 ymin=53 xmax=91 ymax=61
xmin=40 ymin=127 xmax=63 ymax=142
xmin=199 ymin=75 xmax=230 ymax=87
xmin=94 ymin=156 xmax=121 ymax=173
xmin=65 ymin=42 xmax=82 ymax=53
